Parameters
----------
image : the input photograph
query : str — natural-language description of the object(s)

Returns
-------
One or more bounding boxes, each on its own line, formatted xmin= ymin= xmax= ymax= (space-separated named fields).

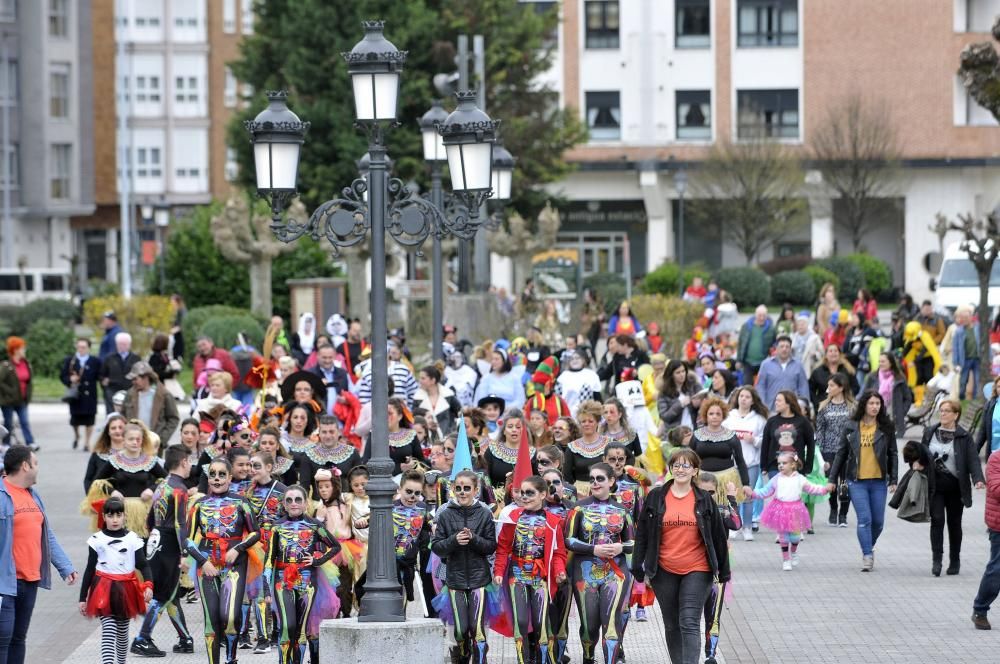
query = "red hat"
xmin=512 ymin=423 xmax=534 ymax=487
xmin=531 ymin=356 xmax=559 ymax=386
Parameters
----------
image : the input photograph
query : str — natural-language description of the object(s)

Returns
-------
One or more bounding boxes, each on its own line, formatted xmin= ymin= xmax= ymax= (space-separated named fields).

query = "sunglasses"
xmin=208 ymin=470 xmax=228 ymax=479
xmin=589 ymin=475 xmax=608 ymax=483
xmin=452 ymin=485 xmax=474 ymax=494
xmin=671 ymin=463 xmax=693 ymax=471
xmin=285 ymin=496 xmax=305 ymax=504
xmin=520 ymin=489 xmax=539 ymax=498
xmin=402 ymin=489 xmax=422 ymax=497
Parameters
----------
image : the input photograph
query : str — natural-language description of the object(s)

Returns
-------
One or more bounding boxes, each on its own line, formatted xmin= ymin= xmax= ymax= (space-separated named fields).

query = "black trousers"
xmin=822 ymin=450 xmax=851 ymax=519
xmin=930 ymin=472 xmax=965 ymax=561
xmin=650 ymin=569 xmax=713 ymax=664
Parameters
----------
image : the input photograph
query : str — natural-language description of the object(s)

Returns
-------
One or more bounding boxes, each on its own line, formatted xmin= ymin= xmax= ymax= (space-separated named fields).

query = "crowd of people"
xmin=5 ymin=281 xmax=1000 ymax=664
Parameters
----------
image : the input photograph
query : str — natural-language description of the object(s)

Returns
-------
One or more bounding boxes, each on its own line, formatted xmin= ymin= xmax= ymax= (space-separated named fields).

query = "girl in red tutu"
xmin=78 ymin=497 xmax=154 ymax=664
xmin=749 ymin=451 xmax=830 ymax=571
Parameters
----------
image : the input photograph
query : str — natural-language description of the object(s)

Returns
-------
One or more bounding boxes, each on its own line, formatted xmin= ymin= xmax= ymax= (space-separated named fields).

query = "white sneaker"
xmin=634 ymin=607 xmax=647 ymax=622
xmin=791 ymin=552 xmax=800 ymax=567
xmin=742 ymin=528 xmax=754 ymax=541
xmin=728 ymin=529 xmax=735 ymax=540
xmin=782 ymin=560 xmax=793 ymax=571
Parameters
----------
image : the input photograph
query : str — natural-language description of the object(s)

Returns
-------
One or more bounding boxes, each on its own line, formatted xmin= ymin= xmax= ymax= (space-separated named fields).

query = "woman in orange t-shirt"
xmin=631 ymin=448 xmax=729 ymax=664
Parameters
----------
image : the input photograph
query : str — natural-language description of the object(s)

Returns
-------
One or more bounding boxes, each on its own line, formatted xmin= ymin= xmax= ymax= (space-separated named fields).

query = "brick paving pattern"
xmin=17 ymin=404 xmax=1000 ymax=662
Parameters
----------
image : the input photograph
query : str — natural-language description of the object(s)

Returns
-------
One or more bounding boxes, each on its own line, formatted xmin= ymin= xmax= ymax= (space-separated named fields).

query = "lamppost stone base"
xmin=319 ymin=617 xmax=445 ymax=663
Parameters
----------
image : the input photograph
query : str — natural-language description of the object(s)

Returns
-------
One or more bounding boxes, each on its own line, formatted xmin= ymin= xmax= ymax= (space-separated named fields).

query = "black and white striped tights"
xmin=99 ymin=616 xmax=130 ymax=664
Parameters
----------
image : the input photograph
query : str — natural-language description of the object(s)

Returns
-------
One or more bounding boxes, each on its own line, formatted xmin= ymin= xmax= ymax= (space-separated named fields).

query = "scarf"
xmin=877 ymin=369 xmax=894 ymax=407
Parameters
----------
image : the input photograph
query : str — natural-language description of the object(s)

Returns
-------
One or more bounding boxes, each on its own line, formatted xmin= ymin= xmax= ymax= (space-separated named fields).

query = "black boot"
xmin=932 ymin=553 xmax=942 ymax=577
xmin=172 ymin=637 xmax=194 ymax=654
xmin=451 ymin=645 xmax=466 ymax=664
xmin=947 ymin=557 xmax=961 ymax=575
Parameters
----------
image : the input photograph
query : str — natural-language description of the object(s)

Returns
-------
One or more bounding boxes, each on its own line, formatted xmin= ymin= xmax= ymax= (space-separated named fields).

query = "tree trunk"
xmin=978 ymin=266 xmax=993 ymax=398
xmin=249 ymin=259 xmax=273 ymax=318
xmin=513 ymin=254 xmax=533 ymax=293
xmin=345 ymin=253 xmax=369 ymax=326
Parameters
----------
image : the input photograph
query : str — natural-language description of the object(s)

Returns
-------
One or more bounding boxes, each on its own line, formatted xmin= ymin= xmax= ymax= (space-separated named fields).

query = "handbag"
xmin=168 ymin=358 xmax=183 ymax=373
xmin=61 ymin=384 xmax=80 ymax=403
xmin=163 ymin=378 xmax=186 ymax=401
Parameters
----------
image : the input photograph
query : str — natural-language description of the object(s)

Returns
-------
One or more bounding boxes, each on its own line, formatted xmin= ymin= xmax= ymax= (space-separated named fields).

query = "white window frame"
xmin=49 ymin=62 xmax=71 ymax=119
xmin=1 ymin=59 xmax=17 ymax=106
xmin=48 ymin=0 xmax=69 ymax=38
xmin=556 ymin=231 xmax=628 ymax=278
xmin=49 ymin=143 xmax=71 ymax=201
xmin=225 ymin=147 xmax=238 ymax=181
xmin=223 ymin=0 xmax=236 ymax=33
xmin=240 ymin=0 xmax=254 ymax=34
xmin=224 ymin=67 xmax=237 ymax=107
xmin=2 ymin=143 xmax=19 ymax=190
xmin=0 ymin=0 xmax=14 ymax=23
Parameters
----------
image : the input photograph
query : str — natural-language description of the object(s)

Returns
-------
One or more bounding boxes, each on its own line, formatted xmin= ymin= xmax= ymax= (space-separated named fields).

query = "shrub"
xmin=845 ymin=253 xmax=893 ymax=299
xmin=771 ymin=270 xmax=816 ymax=306
xmin=183 ymin=305 xmax=267 ymax=357
xmin=82 ymin=295 xmax=174 ymax=357
xmin=24 ymin=318 xmax=75 ymax=377
xmin=758 ymin=255 xmax=813 ymax=276
xmin=715 ymin=267 xmax=770 ymax=311
xmin=802 ymin=265 xmax=840 ymax=298
xmin=642 ymin=261 xmax=712 ymax=296
xmin=2 ymin=298 xmax=78 ymax=337
xmin=583 ymin=273 xmax=628 ymax=316
xmin=628 ymin=295 xmax=705 ymax=360
xmin=198 ymin=314 xmax=265 ymax=351
xmin=816 ymin=258 xmax=865 ymax=302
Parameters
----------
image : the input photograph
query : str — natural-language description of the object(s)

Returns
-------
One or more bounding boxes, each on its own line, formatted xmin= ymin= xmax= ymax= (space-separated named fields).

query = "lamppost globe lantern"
xmin=674 ymin=169 xmax=688 ymax=197
xmin=342 ymin=20 xmax=407 ymax=123
xmin=419 ymin=100 xmax=449 ymax=163
xmin=244 ymin=90 xmax=309 ymax=199
xmin=438 ymin=90 xmax=497 ymax=196
xmin=490 ymin=141 xmax=514 ymax=201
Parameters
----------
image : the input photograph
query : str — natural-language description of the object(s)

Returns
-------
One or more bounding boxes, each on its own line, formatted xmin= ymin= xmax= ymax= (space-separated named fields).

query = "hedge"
xmin=198 ymin=314 xmax=265 ymax=351
xmin=24 ymin=318 xmax=76 ymax=377
xmin=0 ymin=298 xmax=78 ymax=337
xmin=845 ymin=253 xmax=893 ymax=299
xmin=82 ymin=295 xmax=173 ymax=356
xmin=183 ymin=305 xmax=268 ymax=358
xmin=771 ymin=270 xmax=816 ymax=306
xmin=583 ymin=273 xmax=628 ymax=316
xmin=642 ymin=261 xmax=712 ymax=296
xmin=802 ymin=265 xmax=840 ymax=298
xmin=816 ymin=258 xmax=865 ymax=302
xmin=715 ymin=267 xmax=771 ymax=310
xmin=628 ymin=295 xmax=705 ymax=359
xmin=758 ymin=255 xmax=813 ymax=276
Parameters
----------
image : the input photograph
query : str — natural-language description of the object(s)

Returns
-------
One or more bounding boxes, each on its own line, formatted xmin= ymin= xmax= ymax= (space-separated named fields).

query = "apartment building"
xmin=513 ymin=0 xmax=1000 ymax=303
xmin=0 ymin=0 xmax=95 ymax=288
xmin=71 ymin=0 xmax=249 ymax=288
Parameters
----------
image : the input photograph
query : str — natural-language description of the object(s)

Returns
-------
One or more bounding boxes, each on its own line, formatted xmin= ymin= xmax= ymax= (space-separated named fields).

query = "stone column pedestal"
xmin=319 ymin=617 xmax=445 ymax=664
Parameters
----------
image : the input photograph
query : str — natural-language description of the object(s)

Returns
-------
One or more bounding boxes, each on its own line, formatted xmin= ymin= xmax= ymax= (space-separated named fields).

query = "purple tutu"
xmin=759 ymin=499 xmax=812 ymax=533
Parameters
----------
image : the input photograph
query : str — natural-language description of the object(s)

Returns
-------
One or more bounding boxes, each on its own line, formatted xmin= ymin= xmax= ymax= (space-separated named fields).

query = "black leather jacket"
xmin=431 ymin=501 xmax=497 ymax=591
xmin=632 ymin=482 xmax=730 ymax=584
xmin=828 ymin=421 xmax=898 ymax=486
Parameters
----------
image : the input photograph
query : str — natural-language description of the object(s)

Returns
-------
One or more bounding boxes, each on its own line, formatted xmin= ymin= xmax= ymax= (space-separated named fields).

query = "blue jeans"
xmin=0 ymin=579 xmax=39 ymax=664
xmin=741 ymin=464 xmax=761 ymax=528
xmin=232 ymin=388 xmax=255 ymax=408
xmin=974 ymin=529 xmax=1000 ymax=614
xmin=960 ymin=358 xmax=981 ymax=399
xmin=0 ymin=406 xmax=33 ymax=446
xmin=847 ymin=479 xmax=888 ymax=556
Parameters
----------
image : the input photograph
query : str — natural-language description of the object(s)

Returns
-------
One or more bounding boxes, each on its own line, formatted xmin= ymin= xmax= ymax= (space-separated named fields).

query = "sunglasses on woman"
xmin=285 ymin=496 xmax=305 ymax=504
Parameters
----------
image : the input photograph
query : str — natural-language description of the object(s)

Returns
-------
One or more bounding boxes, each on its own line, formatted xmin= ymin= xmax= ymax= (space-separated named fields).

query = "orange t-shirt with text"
xmin=5 ymin=479 xmax=42 ymax=581
xmin=658 ymin=489 xmax=710 ymax=575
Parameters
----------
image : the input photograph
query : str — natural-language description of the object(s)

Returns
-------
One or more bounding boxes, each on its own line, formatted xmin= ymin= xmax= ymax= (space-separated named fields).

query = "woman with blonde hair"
xmin=84 ymin=413 xmax=128 ymax=494
xmin=564 ymin=400 xmax=609 ymax=494
xmin=816 ymin=283 xmax=840 ymax=338
xmin=86 ymin=420 xmax=165 ymax=534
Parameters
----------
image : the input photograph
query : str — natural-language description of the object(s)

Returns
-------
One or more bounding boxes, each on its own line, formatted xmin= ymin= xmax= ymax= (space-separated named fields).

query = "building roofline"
xmin=570 ymin=156 xmax=1000 ymax=172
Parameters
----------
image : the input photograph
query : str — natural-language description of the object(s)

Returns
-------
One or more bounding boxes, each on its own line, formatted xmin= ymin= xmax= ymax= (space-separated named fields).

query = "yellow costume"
xmin=902 ymin=321 xmax=942 ymax=405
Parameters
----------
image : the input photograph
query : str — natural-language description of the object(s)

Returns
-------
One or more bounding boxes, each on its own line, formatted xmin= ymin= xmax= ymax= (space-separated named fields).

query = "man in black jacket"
xmin=99 ymin=331 xmax=140 ymax=414
xmin=597 ymin=334 xmax=650 ymax=391
xmin=308 ymin=344 xmax=350 ymax=415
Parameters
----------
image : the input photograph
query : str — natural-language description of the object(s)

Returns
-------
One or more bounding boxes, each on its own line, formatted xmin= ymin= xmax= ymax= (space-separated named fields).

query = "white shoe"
xmin=728 ymin=529 xmax=735 ymax=540
xmin=782 ymin=560 xmax=793 ymax=571
xmin=634 ymin=607 xmax=647 ymax=622
xmin=742 ymin=528 xmax=754 ymax=541
xmin=791 ymin=552 xmax=800 ymax=567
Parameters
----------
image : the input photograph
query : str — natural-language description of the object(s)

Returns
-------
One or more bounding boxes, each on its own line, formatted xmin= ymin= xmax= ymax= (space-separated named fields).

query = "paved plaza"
xmin=15 ymin=403 xmax=1000 ymax=663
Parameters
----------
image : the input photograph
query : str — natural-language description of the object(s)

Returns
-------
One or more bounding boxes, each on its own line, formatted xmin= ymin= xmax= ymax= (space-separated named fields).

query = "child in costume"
xmin=186 ymin=457 xmax=261 ymax=664
xmin=604 ymin=442 xmax=653 ymax=623
xmin=696 ymin=473 xmax=741 ymax=663
xmin=79 ymin=497 xmax=154 ymax=664
xmin=265 ymin=484 xmax=341 ymax=664
xmin=564 ymin=462 xmax=634 ymax=664
xmin=431 ymin=469 xmax=498 ymax=664
xmin=314 ymin=468 xmax=363 ymax=617
xmin=393 ymin=470 xmax=432 ymax=609
xmin=749 ymin=451 xmax=829 ymax=571
xmin=615 ymin=374 xmax=663 ymax=475
xmin=541 ymin=468 xmax=577 ymax=661
xmin=346 ymin=465 xmax=371 ymax=603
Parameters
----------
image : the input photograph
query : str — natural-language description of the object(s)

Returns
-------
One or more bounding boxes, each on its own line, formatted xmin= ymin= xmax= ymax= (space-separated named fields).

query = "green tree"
xmin=225 ymin=0 xmax=585 ymax=224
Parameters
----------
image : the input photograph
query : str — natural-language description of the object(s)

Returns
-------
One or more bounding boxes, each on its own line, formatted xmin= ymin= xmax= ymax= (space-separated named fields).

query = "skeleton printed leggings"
xmin=197 ymin=560 xmax=248 ymax=664
xmin=572 ymin=561 xmax=632 ymax=664
xmin=448 ymin=587 xmax=488 ymax=664
xmin=510 ymin=580 xmax=554 ymax=664
xmin=549 ymin=582 xmax=573 ymax=663
xmin=274 ymin=582 xmax=317 ymax=664
xmin=99 ymin=616 xmax=130 ymax=664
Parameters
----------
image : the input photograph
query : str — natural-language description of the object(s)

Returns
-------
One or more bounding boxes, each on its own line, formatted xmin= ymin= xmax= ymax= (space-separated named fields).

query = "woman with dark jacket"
xmin=760 ymin=390 xmax=815 ymax=479
xmin=632 ymin=447 xmax=729 ymax=664
xmin=827 ymin=390 xmax=899 ymax=572
xmin=975 ymin=375 xmax=1000 ymax=454
xmin=60 ymin=338 xmax=102 ymax=451
xmin=657 ymin=360 xmax=700 ymax=433
xmin=147 ymin=333 xmax=180 ymax=384
xmin=432 ymin=470 xmax=497 ymax=664
xmin=808 ymin=343 xmax=858 ymax=412
xmin=920 ymin=399 xmax=985 ymax=577
xmin=863 ymin=352 xmax=913 ymax=440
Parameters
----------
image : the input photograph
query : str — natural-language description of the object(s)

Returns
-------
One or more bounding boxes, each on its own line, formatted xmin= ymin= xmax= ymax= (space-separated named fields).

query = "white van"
xmin=0 ymin=269 xmax=74 ymax=306
xmin=930 ymin=242 xmax=1000 ymax=317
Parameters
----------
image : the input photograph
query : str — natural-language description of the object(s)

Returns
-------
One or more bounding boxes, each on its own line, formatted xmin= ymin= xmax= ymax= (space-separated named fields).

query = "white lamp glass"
xmin=254 ymin=142 xmax=300 ymax=190
xmin=352 ymin=73 xmax=399 ymax=121
xmin=446 ymin=142 xmax=492 ymax=192
xmin=490 ymin=168 xmax=512 ymax=201
xmin=422 ymin=129 xmax=445 ymax=162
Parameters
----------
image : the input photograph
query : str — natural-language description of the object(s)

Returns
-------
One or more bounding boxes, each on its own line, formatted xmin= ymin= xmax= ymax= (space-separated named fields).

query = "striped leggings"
xmin=99 ymin=616 xmax=130 ymax=664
